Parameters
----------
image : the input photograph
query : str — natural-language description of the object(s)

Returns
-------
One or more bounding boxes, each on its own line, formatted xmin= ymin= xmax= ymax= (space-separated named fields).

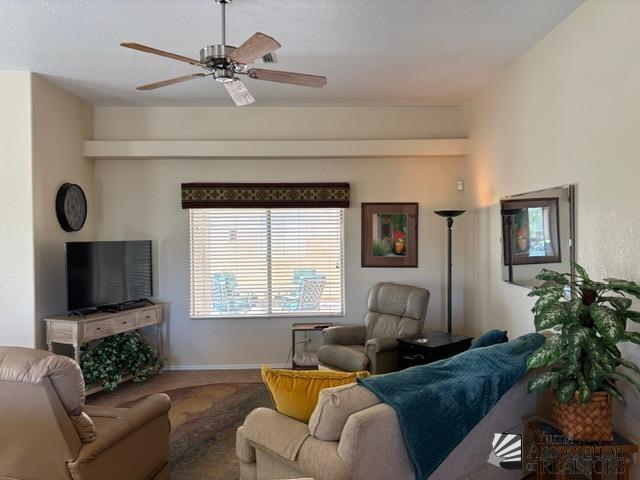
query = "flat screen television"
xmin=66 ymin=241 xmax=153 ymax=311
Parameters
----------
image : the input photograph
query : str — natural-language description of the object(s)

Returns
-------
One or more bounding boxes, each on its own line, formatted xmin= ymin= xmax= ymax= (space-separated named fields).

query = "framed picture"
xmin=361 ymin=203 xmax=418 ymax=268
xmin=501 ymin=197 xmax=561 ymax=265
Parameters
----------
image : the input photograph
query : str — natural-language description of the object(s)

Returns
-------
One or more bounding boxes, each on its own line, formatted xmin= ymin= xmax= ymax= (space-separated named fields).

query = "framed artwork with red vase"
xmin=500 ymin=197 xmax=561 ymax=266
xmin=361 ymin=202 xmax=418 ymax=267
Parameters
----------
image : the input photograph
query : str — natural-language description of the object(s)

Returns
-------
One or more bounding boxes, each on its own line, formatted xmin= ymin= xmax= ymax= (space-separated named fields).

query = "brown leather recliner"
xmin=0 ymin=346 xmax=171 ymax=480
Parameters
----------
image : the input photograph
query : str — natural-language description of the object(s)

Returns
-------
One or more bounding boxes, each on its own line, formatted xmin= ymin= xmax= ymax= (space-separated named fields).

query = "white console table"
xmin=44 ymin=303 xmax=164 ymax=368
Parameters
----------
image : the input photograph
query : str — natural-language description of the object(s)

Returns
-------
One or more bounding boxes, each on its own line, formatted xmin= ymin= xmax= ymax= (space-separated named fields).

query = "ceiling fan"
xmin=120 ymin=0 xmax=327 ymax=106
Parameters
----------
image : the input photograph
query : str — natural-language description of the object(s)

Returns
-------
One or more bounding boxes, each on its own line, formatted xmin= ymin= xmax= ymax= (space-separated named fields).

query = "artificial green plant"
xmin=81 ymin=331 xmax=164 ymax=391
xmin=527 ymin=262 xmax=640 ymax=404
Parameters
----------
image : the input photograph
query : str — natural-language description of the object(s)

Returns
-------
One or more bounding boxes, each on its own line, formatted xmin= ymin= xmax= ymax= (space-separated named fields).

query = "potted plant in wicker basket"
xmin=527 ymin=262 xmax=640 ymax=441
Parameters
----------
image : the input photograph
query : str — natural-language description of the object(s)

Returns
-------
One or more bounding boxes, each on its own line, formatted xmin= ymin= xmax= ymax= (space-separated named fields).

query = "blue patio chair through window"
xmin=278 ymin=268 xmax=327 ymax=311
xmin=212 ymin=272 xmax=257 ymax=314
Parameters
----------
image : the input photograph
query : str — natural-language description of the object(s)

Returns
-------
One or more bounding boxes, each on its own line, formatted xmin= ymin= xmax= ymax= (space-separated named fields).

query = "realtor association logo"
xmin=487 ymin=433 xmax=522 ymax=470
xmin=488 ymin=416 xmax=633 ymax=475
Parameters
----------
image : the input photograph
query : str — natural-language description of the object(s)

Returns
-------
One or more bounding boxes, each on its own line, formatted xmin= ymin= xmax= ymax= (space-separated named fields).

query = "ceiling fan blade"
xmin=224 ymin=79 xmax=255 ymax=107
xmin=136 ymin=73 xmax=206 ymax=91
xmin=229 ymin=32 xmax=281 ymax=65
xmin=121 ymin=42 xmax=203 ymax=66
xmin=247 ymin=69 xmax=327 ymax=88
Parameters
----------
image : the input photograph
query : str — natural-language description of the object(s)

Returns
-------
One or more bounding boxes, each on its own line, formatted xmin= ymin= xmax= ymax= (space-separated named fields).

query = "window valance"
xmin=181 ymin=182 xmax=350 ymax=209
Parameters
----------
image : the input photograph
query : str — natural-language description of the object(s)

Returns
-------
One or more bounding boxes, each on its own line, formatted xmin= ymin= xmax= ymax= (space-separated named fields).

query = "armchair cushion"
xmin=322 ymin=325 xmax=366 ymax=345
xmin=308 ymin=383 xmax=380 ymax=441
xmin=261 ymin=366 xmax=369 ymax=423
xmin=317 ymin=345 xmax=369 ymax=372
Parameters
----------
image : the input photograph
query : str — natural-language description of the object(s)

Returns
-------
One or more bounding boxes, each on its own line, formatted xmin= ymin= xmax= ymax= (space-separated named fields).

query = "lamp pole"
xmin=501 ymin=208 xmax=523 ymax=284
xmin=434 ymin=210 xmax=465 ymax=334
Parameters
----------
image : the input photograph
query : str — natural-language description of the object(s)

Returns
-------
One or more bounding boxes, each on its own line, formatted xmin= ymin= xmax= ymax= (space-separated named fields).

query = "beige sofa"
xmin=0 ymin=346 xmax=171 ymax=480
xmin=237 ymin=373 xmax=539 ymax=480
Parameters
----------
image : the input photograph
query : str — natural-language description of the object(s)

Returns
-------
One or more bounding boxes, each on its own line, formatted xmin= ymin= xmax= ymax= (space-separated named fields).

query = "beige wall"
xmin=0 ymin=72 xmax=35 ymax=348
xmin=0 ymin=73 xmax=93 ymax=349
xmin=468 ymin=0 xmax=640 ymax=463
xmin=93 ymin=105 xmax=465 ymax=141
xmin=93 ymin=106 xmax=469 ymax=367
xmin=31 ymin=74 xmax=95 ymax=348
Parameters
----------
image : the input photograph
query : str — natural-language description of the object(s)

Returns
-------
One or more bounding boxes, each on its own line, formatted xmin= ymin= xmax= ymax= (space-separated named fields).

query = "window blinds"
xmin=190 ymin=208 xmax=344 ymax=318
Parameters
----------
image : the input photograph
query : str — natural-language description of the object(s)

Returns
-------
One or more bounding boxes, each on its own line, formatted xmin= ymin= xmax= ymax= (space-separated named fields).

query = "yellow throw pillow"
xmin=261 ymin=366 xmax=369 ymax=423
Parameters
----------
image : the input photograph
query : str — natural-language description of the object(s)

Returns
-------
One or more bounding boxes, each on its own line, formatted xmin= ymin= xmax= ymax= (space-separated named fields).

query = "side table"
xmin=291 ymin=322 xmax=332 ymax=369
xmin=397 ymin=331 xmax=472 ymax=369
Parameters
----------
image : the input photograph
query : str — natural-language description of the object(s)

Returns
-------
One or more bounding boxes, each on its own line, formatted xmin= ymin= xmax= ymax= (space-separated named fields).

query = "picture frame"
xmin=501 ymin=197 xmax=561 ymax=266
xmin=361 ymin=202 xmax=418 ymax=268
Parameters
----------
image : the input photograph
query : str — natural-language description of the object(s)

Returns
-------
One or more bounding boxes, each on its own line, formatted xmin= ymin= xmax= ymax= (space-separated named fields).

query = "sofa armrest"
xmin=242 ymin=407 xmax=310 ymax=461
xmin=323 ymin=326 xmax=366 ymax=346
xmin=365 ymin=337 xmax=398 ymax=354
xmin=337 ymin=403 xmax=414 ymax=480
xmin=72 ymin=394 xmax=170 ymax=468
xmin=236 ymin=426 xmax=256 ymax=463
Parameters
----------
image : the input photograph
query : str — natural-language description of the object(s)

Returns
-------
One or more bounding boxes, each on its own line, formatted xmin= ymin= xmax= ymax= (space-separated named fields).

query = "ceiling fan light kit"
xmin=120 ymin=0 xmax=326 ymax=106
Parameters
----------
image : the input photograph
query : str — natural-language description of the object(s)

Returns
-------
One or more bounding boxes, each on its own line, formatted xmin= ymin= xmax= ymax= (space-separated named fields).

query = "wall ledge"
xmin=84 ymin=138 xmax=468 ymax=159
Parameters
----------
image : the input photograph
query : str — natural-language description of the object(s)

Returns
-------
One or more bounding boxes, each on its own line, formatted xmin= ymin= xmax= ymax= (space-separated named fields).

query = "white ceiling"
xmin=0 ymin=0 xmax=583 ymax=106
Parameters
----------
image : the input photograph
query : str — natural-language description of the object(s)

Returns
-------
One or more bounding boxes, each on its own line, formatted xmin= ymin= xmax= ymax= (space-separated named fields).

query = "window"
xmin=524 ymin=207 xmax=553 ymax=257
xmin=190 ymin=208 xmax=344 ymax=318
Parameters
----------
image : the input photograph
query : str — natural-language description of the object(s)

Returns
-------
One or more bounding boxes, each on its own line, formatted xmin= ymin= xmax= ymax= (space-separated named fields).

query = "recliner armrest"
xmin=365 ymin=336 xmax=398 ymax=353
xmin=323 ymin=326 xmax=366 ymax=346
xmin=71 ymin=393 xmax=171 ymax=468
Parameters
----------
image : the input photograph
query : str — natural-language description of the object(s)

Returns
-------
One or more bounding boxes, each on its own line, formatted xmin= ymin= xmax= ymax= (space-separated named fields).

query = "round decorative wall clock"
xmin=55 ymin=183 xmax=87 ymax=232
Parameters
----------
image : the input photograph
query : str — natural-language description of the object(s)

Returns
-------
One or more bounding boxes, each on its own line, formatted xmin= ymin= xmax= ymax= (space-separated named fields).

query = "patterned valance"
xmin=181 ymin=183 xmax=350 ymax=209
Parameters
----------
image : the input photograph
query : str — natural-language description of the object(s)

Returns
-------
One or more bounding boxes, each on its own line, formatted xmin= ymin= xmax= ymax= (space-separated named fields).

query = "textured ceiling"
xmin=0 ymin=0 xmax=583 ymax=106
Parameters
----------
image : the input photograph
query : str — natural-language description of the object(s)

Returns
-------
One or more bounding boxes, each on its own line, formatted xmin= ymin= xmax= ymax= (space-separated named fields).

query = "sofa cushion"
xmin=261 ymin=366 xmax=369 ymax=423
xmin=317 ymin=344 xmax=369 ymax=372
xmin=308 ymin=383 xmax=381 ymax=441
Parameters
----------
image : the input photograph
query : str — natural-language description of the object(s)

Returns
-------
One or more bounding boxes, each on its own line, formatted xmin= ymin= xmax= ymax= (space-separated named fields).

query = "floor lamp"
xmin=434 ymin=210 xmax=465 ymax=334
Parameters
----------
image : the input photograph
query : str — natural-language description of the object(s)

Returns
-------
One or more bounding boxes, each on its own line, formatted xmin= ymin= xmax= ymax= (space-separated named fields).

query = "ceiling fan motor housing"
xmin=200 ymin=44 xmax=236 ymax=65
xmin=200 ymin=44 xmax=237 ymax=82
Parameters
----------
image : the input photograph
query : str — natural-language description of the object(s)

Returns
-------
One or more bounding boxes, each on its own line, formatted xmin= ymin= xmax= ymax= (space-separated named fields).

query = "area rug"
xmin=124 ymin=382 xmax=272 ymax=480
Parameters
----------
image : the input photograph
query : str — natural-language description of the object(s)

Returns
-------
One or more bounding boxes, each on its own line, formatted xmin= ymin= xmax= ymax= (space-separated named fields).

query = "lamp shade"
xmin=434 ymin=210 xmax=466 ymax=218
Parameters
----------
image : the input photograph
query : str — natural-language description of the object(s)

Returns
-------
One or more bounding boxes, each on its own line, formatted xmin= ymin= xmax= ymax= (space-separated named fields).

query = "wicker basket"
xmin=552 ymin=391 xmax=613 ymax=441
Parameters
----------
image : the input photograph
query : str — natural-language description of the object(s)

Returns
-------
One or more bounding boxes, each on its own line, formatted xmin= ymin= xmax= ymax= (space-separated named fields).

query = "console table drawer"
xmin=136 ymin=309 xmax=159 ymax=328
xmin=111 ymin=314 xmax=136 ymax=333
xmin=83 ymin=320 xmax=112 ymax=341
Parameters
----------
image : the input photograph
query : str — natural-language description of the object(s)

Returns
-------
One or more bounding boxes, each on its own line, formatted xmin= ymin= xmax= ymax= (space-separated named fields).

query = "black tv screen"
xmin=66 ymin=241 xmax=153 ymax=311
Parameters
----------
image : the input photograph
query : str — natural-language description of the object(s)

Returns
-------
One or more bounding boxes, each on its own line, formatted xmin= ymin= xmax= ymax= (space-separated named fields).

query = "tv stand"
xmin=44 ymin=303 xmax=165 ymax=394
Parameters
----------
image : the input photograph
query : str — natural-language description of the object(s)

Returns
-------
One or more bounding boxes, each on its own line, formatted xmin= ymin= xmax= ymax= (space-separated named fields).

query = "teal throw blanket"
xmin=358 ymin=333 xmax=544 ymax=480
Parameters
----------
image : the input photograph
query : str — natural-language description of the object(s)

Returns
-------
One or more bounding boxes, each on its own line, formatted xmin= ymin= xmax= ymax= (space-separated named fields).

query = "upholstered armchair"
xmin=318 ymin=282 xmax=430 ymax=374
xmin=0 ymin=346 xmax=171 ymax=480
